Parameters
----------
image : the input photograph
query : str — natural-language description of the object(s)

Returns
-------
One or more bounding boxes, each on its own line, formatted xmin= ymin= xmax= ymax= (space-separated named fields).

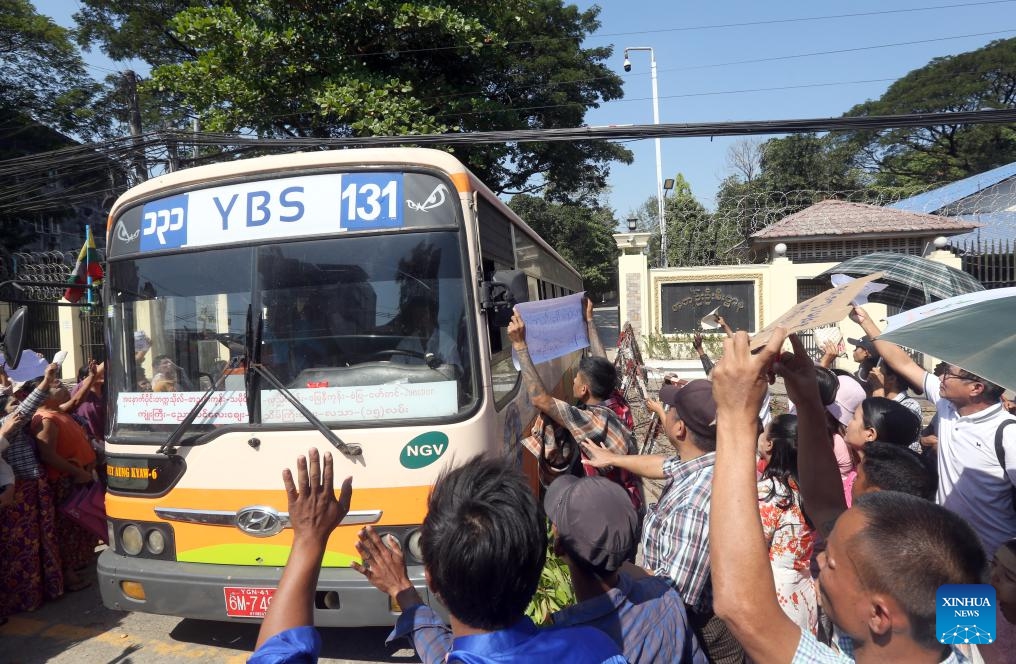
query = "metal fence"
xmin=954 ymin=239 xmax=1016 ymax=289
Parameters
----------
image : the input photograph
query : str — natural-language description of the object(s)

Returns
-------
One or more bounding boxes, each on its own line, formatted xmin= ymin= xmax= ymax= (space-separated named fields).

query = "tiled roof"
xmin=751 ymin=199 xmax=980 ymax=241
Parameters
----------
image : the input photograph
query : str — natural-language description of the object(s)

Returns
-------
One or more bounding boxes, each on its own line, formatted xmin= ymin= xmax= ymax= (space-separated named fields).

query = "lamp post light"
xmin=623 ymin=46 xmax=666 ymax=267
xmin=627 ymin=215 xmax=638 ymax=232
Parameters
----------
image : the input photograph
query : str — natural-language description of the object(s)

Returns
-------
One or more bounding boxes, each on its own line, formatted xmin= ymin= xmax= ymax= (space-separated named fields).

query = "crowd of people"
xmin=247 ymin=300 xmax=1016 ymax=664
xmin=0 ymin=357 xmax=106 ymax=626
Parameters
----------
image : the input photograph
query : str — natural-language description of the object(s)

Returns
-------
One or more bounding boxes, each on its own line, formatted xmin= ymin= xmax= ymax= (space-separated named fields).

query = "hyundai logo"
xmin=236 ymin=506 xmax=285 ymax=537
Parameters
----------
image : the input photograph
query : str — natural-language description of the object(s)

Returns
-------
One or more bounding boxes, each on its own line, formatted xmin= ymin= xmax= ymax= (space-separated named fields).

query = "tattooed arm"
xmin=584 ymin=296 xmax=606 ymax=359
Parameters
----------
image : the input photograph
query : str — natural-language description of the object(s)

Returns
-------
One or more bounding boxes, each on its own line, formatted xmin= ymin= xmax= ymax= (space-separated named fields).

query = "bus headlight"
xmin=121 ymin=524 xmax=144 ymax=555
xmin=405 ymin=529 xmax=424 ymax=564
xmin=146 ymin=529 xmax=166 ymax=555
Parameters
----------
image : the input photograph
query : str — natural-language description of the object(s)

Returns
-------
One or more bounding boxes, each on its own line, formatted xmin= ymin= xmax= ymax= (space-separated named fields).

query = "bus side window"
xmin=482 ymin=259 xmax=519 ymax=409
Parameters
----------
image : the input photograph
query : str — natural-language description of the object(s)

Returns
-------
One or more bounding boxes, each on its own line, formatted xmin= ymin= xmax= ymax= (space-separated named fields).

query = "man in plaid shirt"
xmin=583 ymin=379 xmax=747 ymax=664
xmin=508 ymin=310 xmax=643 ymax=515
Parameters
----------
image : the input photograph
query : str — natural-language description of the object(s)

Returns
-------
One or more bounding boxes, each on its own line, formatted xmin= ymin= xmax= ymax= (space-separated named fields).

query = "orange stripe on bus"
xmin=107 ymin=485 xmax=431 ymax=554
xmin=449 ymin=172 xmax=472 ymax=193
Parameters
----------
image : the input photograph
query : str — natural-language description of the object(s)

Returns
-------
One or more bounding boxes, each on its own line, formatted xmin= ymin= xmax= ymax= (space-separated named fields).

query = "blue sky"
xmin=37 ymin=0 xmax=1016 ymax=221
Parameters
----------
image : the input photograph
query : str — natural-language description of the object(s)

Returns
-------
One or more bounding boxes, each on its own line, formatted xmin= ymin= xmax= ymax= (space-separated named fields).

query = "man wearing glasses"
xmin=850 ymin=305 xmax=1016 ymax=560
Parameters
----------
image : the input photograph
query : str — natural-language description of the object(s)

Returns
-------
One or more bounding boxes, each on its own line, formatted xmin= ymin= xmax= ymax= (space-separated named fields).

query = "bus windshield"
xmin=107 ymin=231 xmax=476 ymax=442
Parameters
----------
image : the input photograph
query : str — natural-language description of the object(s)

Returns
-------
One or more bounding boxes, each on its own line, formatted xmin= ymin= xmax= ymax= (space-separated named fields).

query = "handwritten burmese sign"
xmin=661 ymin=281 xmax=755 ymax=333
xmin=750 ymin=272 xmax=886 ymax=350
xmin=512 ymin=292 xmax=588 ymax=369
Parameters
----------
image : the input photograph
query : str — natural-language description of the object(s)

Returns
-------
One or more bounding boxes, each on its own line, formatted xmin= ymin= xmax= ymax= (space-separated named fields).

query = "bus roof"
xmin=107 ymin=147 xmax=581 ymax=283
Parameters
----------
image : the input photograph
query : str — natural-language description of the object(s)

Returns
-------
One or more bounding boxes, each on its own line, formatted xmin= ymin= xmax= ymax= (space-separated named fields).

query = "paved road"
xmin=592 ymin=304 xmax=620 ymax=353
xmin=0 ymin=562 xmax=414 ymax=664
xmin=1 ymin=580 xmax=414 ymax=664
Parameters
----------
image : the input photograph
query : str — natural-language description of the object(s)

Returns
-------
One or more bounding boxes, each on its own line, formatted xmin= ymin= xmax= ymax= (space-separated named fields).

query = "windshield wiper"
xmin=250 ymin=309 xmax=363 ymax=461
xmin=157 ymin=355 xmax=243 ymax=455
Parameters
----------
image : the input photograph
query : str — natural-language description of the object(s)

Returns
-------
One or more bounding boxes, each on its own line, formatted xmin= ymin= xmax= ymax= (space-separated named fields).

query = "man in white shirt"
xmin=851 ymin=305 xmax=1016 ymax=556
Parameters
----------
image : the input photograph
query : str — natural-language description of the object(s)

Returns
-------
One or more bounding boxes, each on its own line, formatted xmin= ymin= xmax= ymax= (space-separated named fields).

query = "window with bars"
xmin=785 ymin=238 xmax=924 ymax=263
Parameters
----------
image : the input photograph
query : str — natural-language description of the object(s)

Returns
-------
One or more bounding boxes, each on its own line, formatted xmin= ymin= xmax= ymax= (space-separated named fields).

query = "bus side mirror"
xmin=482 ymin=270 xmax=529 ymax=327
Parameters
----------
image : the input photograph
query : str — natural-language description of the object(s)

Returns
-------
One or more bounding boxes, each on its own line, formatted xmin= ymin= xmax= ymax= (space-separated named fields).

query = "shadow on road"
xmin=169 ymin=619 xmax=416 ymax=662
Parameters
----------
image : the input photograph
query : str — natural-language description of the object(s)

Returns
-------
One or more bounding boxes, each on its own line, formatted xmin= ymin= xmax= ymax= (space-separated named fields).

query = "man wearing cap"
xmin=546 ymin=474 xmax=707 ymax=664
xmin=583 ymin=379 xmax=746 ymax=664
xmin=846 ymin=335 xmax=880 ymax=391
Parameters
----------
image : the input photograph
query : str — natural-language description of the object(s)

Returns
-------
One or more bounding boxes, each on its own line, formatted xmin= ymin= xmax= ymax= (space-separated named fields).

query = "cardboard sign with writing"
xmin=512 ymin=292 xmax=588 ymax=368
xmin=750 ymin=272 xmax=885 ymax=350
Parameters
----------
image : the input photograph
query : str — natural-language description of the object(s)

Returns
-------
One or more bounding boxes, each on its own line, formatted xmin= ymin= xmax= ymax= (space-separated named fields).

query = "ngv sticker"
xmin=400 ymin=431 xmax=449 ymax=469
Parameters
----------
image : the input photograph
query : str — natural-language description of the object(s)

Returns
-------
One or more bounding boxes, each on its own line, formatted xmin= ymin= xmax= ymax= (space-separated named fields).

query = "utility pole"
xmin=123 ymin=70 xmax=148 ymax=183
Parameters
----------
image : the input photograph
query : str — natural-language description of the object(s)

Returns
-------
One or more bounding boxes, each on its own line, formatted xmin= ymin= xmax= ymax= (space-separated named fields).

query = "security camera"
xmin=623 ymin=58 xmax=631 ymax=72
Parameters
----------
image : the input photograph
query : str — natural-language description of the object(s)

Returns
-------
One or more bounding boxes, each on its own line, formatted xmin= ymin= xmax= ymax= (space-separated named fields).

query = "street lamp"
xmin=622 ymin=46 xmax=666 ymax=267
xmin=627 ymin=215 xmax=638 ymax=232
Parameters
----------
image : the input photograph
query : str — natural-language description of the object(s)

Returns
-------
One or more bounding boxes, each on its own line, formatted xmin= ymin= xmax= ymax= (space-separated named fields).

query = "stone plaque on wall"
xmin=661 ymin=281 xmax=756 ymax=333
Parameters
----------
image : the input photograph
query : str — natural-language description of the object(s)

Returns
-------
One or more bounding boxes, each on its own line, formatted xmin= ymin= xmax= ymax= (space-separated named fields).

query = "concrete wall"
xmin=613 ymin=236 xmax=960 ymax=369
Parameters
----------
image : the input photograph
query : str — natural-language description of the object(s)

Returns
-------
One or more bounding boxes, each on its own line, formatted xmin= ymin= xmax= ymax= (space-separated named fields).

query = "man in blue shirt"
xmin=545 ymin=474 xmax=706 ymax=664
xmin=249 ymin=453 xmax=625 ymax=663
xmin=354 ymin=457 xmax=625 ymax=663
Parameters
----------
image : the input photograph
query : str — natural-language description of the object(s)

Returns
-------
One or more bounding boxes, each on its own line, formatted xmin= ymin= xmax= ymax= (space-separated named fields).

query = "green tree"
xmin=629 ymin=175 xmax=744 ymax=268
xmin=841 ymin=37 xmax=1016 ymax=188
xmin=74 ymin=0 xmax=633 ymax=201
xmin=1 ymin=0 xmax=103 ymax=135
xmin=508 ymin=194 xmax=618 ymax=298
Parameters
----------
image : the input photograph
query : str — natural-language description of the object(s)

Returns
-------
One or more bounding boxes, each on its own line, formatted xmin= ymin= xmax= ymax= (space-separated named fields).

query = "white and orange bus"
xmin=98 ymin=148 xmax=584 ymax=626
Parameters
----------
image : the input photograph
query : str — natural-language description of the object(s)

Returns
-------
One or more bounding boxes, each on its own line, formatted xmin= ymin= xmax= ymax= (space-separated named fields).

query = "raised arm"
xmin=584 ymin=296 xmax=606 ymax=359
xmin=818 ymin=341 xmax=839 ymax=369
xmin=709 ymin=328 xmax=801 ymax=663
xmin=850 ymin=306 xmax=928 ymax=393
xmin=692 ymin=334 xmax=715 ymax=376
xmin=715 ymin=314 xmax=735 ymax=338
xmin=776 ymin=335 xmax=846 ymax=538
xmin=59 ymin=360 xmax=101 ymax=414
xmin=508 ymin=310 xmax=558 ymax=416
xmin=254 ymin=449 xmax=352 ymax=652
xmin=580 ymin=441 xmax=668 ymax=479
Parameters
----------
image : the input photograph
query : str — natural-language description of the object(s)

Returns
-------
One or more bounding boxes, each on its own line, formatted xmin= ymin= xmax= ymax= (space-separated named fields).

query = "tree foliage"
xmin=74 ymin=0 xmax=633 ymax=201
xmin=508 ymin=194 xmax=618 ymax=298
xmin=0 ymin=0 xmax=103 ymax=136
xmin=841 ymin=37 xmax=1016 ymax=188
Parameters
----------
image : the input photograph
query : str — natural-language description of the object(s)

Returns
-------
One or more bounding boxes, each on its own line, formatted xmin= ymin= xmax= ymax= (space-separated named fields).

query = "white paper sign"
xmin=700 ymin=307 xmax=721 ymax=330
xmin=116 ymin=382 xmax=458 ymax=425
xmin=512 ymin=292 xmax=587 ymax=369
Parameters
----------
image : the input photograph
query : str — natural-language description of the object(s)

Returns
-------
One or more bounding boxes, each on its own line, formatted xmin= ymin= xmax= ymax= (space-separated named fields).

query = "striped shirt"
xmin=1 ymin=387 xmax=51 ymax=480
xmin=640 ymin=453 xmax=716 ymax=612
xmin=792 ymin=629 xmax=968 ymax=663
xmin=552 ymin=571 xmax=707 ymax=664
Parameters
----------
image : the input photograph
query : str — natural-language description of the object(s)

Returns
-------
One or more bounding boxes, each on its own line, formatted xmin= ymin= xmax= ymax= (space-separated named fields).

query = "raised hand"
xmin=282 ymin=448 xmax=352 ymax=548
xmin=507 ymin=311 xmax=527 ymax=347
xmin=352 ymin=526 xmax=413 ymax=599
xmin=711 ymin=329 xmax=787 ymax=418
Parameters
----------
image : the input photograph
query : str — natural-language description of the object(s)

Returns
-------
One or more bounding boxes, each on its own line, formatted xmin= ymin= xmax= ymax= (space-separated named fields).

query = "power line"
xmin=340 ymin=0 xmax=1016 ymax=59
xmin=669 ymin=29 xmax=1016 ymax=72
xmin=429 ymin=77 xmax=903 ymax=120
xmin=1 ymin=107 xmax=1014 ymax=216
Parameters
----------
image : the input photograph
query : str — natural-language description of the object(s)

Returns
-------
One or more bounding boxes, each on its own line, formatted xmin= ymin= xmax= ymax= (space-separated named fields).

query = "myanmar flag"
xmin=64 ymin=227 xmax=104 ymax=303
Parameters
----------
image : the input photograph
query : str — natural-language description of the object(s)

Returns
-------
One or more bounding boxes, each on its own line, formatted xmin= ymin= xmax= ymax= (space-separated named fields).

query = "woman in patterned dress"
xmin=0 ymin=363 xmax=65 ymax=618
xmin=756 ymin=414 xmax=818 ymax=633
xmin=31 ymin=372 xmax=98 ymax=592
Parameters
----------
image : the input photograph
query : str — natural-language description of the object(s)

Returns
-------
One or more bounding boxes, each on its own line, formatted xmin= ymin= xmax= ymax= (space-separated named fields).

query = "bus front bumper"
xmin=97 ymin=548 xmax=439 ymax=627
